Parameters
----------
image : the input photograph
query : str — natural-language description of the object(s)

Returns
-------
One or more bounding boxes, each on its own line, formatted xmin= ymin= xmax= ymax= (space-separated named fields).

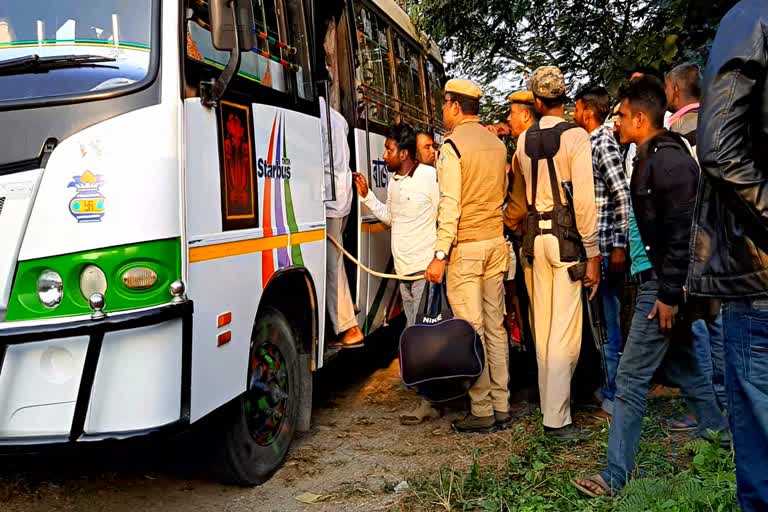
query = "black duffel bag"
xmin=398 ymin=282 xmax=485 ymax=403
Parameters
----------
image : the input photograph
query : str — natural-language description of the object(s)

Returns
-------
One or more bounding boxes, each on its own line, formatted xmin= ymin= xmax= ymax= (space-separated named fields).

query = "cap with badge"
xmin=444 ymin=78 xmax=483 ymax=100
xmin=528 ymin=66 xmax=567 ymax=99
xmin=508 ymin=90 xmax=534 ymax=105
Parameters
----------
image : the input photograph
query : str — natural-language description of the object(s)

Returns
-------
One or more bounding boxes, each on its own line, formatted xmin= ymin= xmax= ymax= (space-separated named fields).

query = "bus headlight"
xmin=37 ymin=270 xmax=63 ymax=308
xmin=80 ymin=264 xmax=108 ymax=299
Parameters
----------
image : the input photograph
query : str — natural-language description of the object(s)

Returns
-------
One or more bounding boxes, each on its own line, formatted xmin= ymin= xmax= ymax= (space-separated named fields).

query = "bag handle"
xmin=416 ymin=281 xmax=454 ymax=324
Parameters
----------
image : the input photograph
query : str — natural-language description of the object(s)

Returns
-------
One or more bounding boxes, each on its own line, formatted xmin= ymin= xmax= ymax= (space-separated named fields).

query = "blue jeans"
xmin=600 ymin=258 xmax=623 ymax=404
xmin=692 ymin=315 xmax=728 ymax=412
xmin=601 ymin=281 xmax=728 ymax=490
xmin=722 ymin=299 xmax=768 ymax=511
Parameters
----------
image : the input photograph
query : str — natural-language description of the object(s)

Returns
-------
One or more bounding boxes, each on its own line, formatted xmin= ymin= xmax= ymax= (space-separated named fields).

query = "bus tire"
xmin=212 ymin=306 xmax=301 ymax=486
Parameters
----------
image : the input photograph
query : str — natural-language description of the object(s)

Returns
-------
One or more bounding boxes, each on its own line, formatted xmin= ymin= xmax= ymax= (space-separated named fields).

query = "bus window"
xmin=281 ymin=0 xmax=313 ymax=100
xmin=186 ymin=0 xmax=313 ymax=100
xmin=394 ymin=35 xmax=425 ymax=126
xmin=426 ymin=58 xmax=445 ymax=128
xmin=354 ymin=4 xmax=393 ymax=125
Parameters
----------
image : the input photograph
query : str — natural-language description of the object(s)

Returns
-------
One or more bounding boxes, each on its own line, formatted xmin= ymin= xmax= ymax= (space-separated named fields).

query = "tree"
xmin=411 ymin=0 xmax=735 ymax=106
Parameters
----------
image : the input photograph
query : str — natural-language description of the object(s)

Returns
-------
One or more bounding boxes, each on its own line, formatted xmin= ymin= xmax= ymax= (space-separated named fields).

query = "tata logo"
xmin=257 ymin=156 xmax=292 ymax=179
xmin=372 ymin=159 xmax=388 ymax=188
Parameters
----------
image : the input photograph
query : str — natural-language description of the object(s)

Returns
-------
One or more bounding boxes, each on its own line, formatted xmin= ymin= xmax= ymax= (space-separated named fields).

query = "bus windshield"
xmin=0 ymin=0 xmax=154 ymax=104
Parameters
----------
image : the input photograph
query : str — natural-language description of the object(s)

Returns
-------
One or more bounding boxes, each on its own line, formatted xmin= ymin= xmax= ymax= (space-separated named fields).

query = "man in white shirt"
xmin=353 ymin=123 xmax=440 ymax=424
xmin=321 ymin=96 xmax=364 ymax=348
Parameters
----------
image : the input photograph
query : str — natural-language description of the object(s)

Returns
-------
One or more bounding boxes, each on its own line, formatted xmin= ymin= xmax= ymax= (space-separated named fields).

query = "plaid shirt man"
xmin=590 ymin=125 xmax=630 ymax=257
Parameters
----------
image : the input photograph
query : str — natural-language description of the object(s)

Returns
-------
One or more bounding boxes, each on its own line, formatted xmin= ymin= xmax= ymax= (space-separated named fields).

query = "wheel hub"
xmin=244 ymin=342 xmax=289 ymax=446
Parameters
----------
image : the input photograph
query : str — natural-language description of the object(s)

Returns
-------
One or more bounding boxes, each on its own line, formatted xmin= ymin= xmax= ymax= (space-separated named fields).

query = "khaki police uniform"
xmin=505 ymin=67 xmax=599 ymax=429
xmin=436 ymin=79 xmax=510 ymax=418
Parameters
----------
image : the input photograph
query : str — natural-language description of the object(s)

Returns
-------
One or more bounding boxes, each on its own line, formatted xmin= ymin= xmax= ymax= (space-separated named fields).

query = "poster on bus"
xmin=218 ymin=101 xmax=258 ymax=230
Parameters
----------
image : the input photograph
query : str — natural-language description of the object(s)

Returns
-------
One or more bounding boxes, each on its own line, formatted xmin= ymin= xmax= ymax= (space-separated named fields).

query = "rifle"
xmin=561 ymin=180 xmax=610 ymax=390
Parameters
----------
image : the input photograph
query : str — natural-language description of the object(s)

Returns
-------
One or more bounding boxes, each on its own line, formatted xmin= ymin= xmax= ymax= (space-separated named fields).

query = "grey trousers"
xmin=400 ymin=278 xmax=427 ymax=327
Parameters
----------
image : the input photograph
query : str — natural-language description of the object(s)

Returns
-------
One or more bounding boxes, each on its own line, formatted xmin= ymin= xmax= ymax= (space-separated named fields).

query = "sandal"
xmin=572 ymin=474 xmax=614 ymax=498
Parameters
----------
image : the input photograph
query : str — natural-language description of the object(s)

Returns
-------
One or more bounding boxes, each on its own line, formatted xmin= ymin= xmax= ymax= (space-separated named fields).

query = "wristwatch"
xmin=435 ymin=250 xmax=446 ymax=261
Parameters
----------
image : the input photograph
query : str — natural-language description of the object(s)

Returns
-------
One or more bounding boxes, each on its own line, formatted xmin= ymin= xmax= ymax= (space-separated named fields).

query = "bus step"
xmin=323 ymin=344 xmax=343 ymax=362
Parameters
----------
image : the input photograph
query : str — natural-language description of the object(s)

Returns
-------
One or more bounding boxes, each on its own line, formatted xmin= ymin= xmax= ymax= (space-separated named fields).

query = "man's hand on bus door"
xmin=425 ymin=257 xmax=446 ymax=284
xmin=583 ymin=256 xmax=601 ymax=301
xmin=352 ymin=172 xmax=369 ymax=198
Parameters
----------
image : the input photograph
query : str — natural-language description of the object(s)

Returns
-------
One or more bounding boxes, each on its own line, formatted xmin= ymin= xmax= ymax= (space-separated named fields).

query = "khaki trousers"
xmin=523 ymin=232 xmax=583 ymax=428
xmin=446 ymin=236 xmax=509 ymax=417
xmin=326 ymin=216 xmax=357 ymax=334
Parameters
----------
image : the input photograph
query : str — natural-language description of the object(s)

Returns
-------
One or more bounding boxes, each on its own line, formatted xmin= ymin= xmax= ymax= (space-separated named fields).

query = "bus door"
xmin=183 ymin=0 xmax=325 ymax=422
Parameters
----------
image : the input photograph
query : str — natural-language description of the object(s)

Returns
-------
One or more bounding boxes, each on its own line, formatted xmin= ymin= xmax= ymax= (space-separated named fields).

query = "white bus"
xmin=0 ymin=0 xmax=444 ymax=484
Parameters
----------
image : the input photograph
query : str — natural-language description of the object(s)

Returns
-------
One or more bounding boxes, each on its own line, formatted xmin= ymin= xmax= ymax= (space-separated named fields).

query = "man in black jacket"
xmin=573 ymin=76 xmax=728 ymax=498
xmin=688 ymin=1 xmax=768 ymax=509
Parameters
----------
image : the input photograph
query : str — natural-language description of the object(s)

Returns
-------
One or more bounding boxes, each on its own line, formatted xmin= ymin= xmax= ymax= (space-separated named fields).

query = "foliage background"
xmin=406 ymin=0 xmax=737 ymax=120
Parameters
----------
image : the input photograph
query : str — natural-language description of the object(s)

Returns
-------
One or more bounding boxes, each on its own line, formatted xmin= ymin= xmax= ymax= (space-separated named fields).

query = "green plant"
xmin=401 ymin=415 xmax=738 ymax=512
xmin=616 ymin=439 xmax=737 ymax=512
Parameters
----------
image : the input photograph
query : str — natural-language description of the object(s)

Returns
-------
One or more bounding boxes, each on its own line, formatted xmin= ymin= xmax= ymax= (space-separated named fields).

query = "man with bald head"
xmin=664 ymin=63 xmax=702 ymax=147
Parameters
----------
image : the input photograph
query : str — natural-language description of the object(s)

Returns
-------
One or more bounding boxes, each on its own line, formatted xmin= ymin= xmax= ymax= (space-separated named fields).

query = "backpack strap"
xmin=524 ymin=121 xmax=580 ymax=211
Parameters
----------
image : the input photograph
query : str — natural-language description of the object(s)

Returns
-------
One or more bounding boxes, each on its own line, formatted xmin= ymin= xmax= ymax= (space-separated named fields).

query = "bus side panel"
xmin=184 ymin=99 xmax=254 ymax=423
xmin=250 ymin=103 xmax=326 ymax=357
xmin=353 ymin=129 xmax=398 ymax=334
xmin=184 ymin=99 xmax=325 ymax=422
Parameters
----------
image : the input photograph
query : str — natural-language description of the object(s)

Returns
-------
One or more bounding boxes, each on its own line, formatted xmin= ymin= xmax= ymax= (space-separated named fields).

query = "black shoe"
xmin=452 ymin=414 xmax=496 ymax=433
xmin=544 ymin=424 xmax=593 ymax=441
xmin=494 ymin=410 xmax=513 ymax=431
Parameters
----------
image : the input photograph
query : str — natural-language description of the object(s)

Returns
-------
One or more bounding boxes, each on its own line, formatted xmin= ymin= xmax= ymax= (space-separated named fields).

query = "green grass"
xmin=394 ymin=399 xmax=737 ymax=512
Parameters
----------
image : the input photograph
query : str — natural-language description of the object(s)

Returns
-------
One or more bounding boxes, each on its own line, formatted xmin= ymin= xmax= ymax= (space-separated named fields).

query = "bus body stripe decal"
xmin=189 ymin=229 xmax=324 ymax=263
xmin=362 ymin=256 xmax=395 ymax=334
xmin=261 ymin=116 xmax=278 ymax=287
xmin=274 ymin=113 xmax=291 ymax=267
xmin=284 ymin=180 xmax=304 ymax=266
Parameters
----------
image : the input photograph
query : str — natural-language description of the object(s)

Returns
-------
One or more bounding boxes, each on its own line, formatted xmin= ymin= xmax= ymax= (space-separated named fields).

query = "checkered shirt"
xmin=590 ymin=126 xmax=630 ymax=257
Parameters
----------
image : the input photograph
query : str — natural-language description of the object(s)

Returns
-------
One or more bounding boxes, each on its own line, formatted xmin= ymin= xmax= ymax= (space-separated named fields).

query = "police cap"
xmin=445 ymin=78 xmax=483 ymax=100
xmin=508 ymin=90 xmax=534 ymax=105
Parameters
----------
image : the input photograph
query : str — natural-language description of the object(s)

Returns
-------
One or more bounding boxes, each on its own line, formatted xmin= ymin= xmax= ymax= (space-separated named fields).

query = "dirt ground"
xmin=0 ymin=336 xmax=547 ymax=512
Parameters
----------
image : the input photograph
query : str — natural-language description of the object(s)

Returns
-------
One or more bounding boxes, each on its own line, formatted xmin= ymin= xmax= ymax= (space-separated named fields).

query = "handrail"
xmin=189 ymin=15 xmax=298 ymax=70
xmin=255 ymin=31 xmax=297 ymax=55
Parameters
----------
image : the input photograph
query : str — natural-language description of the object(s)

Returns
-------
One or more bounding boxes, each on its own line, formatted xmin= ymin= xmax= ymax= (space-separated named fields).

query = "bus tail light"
xmin=121 ymin=267 xmax=158 ymax=290
xmin=218 ymin=331 xmax=232 ymax=346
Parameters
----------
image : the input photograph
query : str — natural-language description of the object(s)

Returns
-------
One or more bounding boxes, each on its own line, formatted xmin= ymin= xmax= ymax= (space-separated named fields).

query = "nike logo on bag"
xmin=422 ymin=315 xmax=443 ymax=324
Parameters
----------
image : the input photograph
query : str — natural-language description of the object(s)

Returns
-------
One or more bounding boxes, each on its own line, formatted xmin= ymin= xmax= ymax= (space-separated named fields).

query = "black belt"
xmin=528 ymin=210 xmax=554 ymax=236
xmin=635 ymin=268 xmax=657 ymax=285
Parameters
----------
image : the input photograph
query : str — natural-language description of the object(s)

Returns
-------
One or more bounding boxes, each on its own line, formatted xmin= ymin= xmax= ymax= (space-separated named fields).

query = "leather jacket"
xmin=632 ymin=131 xmax=699 ymax=306
xmin=688 ymin=0 xmax=768 ymax=299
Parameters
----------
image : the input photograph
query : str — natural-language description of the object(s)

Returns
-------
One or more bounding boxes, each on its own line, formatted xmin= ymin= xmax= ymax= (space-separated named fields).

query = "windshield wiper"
xmin=0 ymin=54 xmax=118 ymax=76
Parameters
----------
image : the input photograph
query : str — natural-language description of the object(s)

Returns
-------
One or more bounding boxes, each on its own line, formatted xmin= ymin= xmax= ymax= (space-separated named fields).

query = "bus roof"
xmin=369 ymin=0 xmax=443 ymax=65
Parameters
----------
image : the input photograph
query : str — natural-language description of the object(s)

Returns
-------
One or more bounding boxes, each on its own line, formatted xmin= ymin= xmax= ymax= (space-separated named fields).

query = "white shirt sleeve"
xmin=361 ymin=179 xmax=392 ymax=226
